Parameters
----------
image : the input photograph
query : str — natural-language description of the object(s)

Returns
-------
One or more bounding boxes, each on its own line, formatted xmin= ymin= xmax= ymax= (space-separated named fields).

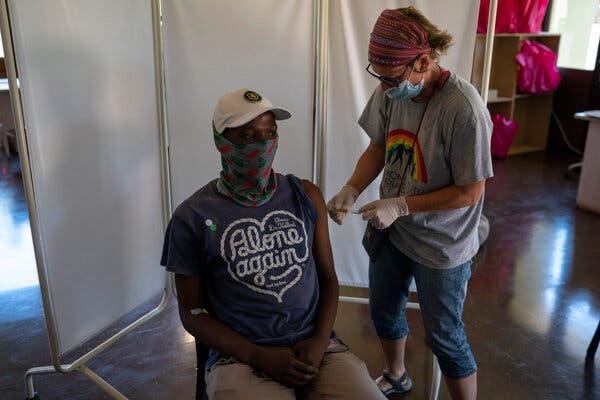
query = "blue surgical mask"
xmin=385 ymin=66 xmax=424 ymax=100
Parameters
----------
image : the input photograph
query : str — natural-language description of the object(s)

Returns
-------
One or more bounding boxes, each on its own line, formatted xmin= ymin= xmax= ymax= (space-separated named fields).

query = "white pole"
xmin=312 ymin=0 xmax=329 ymax=187
xmin=481 ymin=0 xmax=498 ymax=103
xmin=78 ymin=366 xmax=129 ymax=400
xmin=152 ymin=0 xmax=173 ymax=229
xmin=151 ymin=0 xmax=177 ymax=296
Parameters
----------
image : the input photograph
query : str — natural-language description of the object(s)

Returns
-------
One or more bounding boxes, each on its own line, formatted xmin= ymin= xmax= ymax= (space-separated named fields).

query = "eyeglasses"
xmin=365 ymin=63 xmax=412 ymax=87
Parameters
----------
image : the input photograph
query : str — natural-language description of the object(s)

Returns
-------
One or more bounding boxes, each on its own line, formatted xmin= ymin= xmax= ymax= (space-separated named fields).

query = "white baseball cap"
xmin=212 ymin=88 xmax=291 ymax=134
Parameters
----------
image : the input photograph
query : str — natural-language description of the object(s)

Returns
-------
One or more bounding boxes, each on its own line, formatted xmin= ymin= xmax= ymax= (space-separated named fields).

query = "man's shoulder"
xmin=279 ymin=173 xmax=317 ymax=196
xmin=173 ymin=179 xmax=219 ymax=221
xmin=298 ymin=178 xmax=321 ymax=199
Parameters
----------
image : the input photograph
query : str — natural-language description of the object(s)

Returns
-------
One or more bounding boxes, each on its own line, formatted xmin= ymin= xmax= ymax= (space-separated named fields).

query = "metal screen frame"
xmin=0 ymin=1 xmax=173 ymax=398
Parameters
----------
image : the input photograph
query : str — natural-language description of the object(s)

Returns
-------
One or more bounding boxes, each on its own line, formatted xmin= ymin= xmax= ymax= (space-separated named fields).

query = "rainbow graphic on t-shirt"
xmin=385 ymin=129 xmax=428 ymax=183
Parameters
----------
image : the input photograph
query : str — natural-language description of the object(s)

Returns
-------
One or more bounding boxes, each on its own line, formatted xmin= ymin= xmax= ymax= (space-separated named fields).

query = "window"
xmin=549 ymin=0 xmax=600 ymax=70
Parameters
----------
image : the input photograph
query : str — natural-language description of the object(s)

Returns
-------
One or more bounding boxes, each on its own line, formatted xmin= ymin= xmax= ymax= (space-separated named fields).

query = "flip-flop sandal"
xmin=379 ymin=370 xmax=413 ymax=395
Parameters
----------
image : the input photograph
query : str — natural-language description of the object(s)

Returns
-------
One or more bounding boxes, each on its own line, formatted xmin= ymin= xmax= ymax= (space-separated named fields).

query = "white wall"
xmin=162 ymin=0 xmax=315 ymax=207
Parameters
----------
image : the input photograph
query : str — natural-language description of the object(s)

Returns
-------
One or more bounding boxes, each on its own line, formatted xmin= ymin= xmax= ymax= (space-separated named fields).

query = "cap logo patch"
xmin=244 ymin=91 xmax=262 ymax=102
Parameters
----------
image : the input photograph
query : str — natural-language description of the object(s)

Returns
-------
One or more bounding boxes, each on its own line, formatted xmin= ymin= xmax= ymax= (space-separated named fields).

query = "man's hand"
xmin=359 ymin=196 xmax=409 ymax=229
xmin=326 ymin=185 xmax=359 ymax=225
xmin=292 ymin=336 xmax=329 ymax=370
xmin=251 ymin=346 xmax=318 ymax=387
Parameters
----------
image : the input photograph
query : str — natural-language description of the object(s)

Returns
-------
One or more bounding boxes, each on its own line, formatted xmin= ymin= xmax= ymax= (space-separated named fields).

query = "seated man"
xmin=161 ymin=88 xmax=385 ymax=399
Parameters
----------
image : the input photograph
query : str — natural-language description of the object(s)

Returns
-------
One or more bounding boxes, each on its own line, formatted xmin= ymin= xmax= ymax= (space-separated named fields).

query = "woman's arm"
xmin=405 ymin=179 xmax=486 ymax=213
xmin=327 ymin=141 xmax=386 ymax=225
xmin=346 ymin=141 xmax=386 ymax=194
xmin=359 ymin=180 xmax=486 ymax=229
xmin=175 ymin=274 xmax=317 ymax=387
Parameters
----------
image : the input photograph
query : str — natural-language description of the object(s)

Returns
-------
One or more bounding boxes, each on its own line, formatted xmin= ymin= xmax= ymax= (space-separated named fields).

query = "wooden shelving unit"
xmin=471 ymin=33 xmax=561 ymax=155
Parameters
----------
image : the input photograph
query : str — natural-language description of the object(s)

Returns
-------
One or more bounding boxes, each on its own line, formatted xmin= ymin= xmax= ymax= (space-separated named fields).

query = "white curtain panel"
xmin=162 ymin=0 xmax=315 ymax=207
xmin=9 ymin=0 xmax=165 ymax=354
xmin=326 ymin=0 xmax=480 ymax=287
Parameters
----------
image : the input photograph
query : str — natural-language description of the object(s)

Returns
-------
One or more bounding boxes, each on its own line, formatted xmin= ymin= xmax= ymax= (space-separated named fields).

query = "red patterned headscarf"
xmin=369 ymin=9 xmax=431 ymax=66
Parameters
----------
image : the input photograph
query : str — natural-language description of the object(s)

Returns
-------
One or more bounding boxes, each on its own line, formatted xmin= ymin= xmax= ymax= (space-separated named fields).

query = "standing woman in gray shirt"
xmin=327 ymin=7 xmax=493 ymax=400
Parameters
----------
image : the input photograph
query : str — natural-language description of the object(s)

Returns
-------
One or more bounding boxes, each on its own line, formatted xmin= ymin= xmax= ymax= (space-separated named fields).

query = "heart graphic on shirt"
xmin=220 ymin=210 xmax=309 ymax=303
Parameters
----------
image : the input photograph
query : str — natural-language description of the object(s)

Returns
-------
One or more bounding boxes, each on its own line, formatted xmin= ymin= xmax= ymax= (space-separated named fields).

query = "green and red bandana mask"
xmin=213 ymin=129 xmax=278 ymax=207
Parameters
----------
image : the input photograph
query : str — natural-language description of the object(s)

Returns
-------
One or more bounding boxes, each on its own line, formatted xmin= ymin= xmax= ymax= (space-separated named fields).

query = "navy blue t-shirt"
xmin=161 ymin=174 xmax=319 ymax=368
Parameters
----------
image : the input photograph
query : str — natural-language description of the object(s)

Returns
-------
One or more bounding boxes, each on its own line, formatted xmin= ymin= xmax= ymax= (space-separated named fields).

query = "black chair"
xmin=588 ymin=320 xmax=600 ymax=359
xmin=195 ymin=339 xmax=210 ymax=400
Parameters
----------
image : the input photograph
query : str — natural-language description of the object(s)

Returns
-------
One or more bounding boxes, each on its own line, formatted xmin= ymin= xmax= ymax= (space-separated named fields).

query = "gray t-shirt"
xmin=358 ymin=71 xmax=493 ymax=268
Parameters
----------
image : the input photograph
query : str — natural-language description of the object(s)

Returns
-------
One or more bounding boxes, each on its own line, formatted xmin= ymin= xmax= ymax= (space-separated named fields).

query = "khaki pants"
xmin=205 ymin=340 xmax=386 ymax=400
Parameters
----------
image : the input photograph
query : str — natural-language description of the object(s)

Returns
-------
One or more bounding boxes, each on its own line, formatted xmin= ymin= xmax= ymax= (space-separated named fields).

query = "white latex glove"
xmin=326 ymin=185 xmax=359 ymax=225
xmin=359 ymin=197 xmax=409 ymax=229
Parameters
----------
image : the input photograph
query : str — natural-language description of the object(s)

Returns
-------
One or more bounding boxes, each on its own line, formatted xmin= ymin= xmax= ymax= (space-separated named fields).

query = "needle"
xmin=338 ymin=208 xmax=361 ymax=214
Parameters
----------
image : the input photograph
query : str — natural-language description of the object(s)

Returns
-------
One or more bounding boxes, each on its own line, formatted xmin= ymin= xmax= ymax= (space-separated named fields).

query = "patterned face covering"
xmin=213 ymin=129 xmax=278 ymax=207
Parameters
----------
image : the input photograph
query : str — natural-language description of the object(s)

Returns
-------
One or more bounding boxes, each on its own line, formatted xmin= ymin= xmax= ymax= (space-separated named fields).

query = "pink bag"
xmin=491 ymin=114 xmax=519 ymax=157
xmin=478 ymin=0 xmax=549 ymax=33
xmin=518 ymin=0 xmax=550 ymax=32
xmin=478 ymin=0 xmax=517 ymax=33
xmin=516 ymin=40 xmax=561 ymax=94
